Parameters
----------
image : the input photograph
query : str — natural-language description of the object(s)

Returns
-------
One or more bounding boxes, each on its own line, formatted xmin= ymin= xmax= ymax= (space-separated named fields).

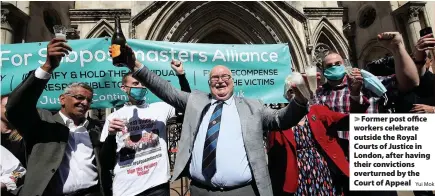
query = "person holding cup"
xmin=315 ymin=32 xmax=420 ymax=133
xmin=314 ymin=32 xmax=420 ymax=196
xmin=107 ymin=44 xmax=308 ymax=196
xmin=268 ymin=72 xmax=369 ymax=196
xmin=99 ymin=60 xmax=191 ymax=196
xmin=393 ymin=31 xmax=435 ymax=114
xmin=53 ymin=25 xmax=67 ymax=40
xmin=5 ymin=38 xmax=110 ymax=196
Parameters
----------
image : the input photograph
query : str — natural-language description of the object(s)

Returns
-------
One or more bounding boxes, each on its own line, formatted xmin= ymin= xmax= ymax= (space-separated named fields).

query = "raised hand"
xmin=170 ymin=60 xmax=185 ymax=75
xmin=348 ymin=68 xmax=364 ymax=96
xmin=41 ymin=38 xmax=72 ymax=73
xmin=108 ymin=44 xmax=141 ymax=71
xmin=108 ymin=118 xmax=126 ymax=135
xmin=410 ymin=104 xmax=435 ymax=113
xmin=414 ymin=33 xmax=435 ymax=62
xmin=377 ymin=32 xmax=404 ymax=50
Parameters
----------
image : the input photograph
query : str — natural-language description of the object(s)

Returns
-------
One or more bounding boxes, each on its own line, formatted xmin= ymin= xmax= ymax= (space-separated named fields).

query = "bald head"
xmin=209 ymin=65 xmax=234 ymax=101
xmin=210 ymin=65 xmax=232 ymax=77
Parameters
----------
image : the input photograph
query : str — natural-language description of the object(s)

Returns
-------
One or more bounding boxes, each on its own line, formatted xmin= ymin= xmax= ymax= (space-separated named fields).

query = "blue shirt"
xmin=189 ymin=96 xmax=252 ymax=187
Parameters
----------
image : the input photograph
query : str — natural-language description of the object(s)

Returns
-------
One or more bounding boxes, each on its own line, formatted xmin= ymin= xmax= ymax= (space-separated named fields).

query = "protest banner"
xmin=1 ymin=38 xmax=292 ymax=110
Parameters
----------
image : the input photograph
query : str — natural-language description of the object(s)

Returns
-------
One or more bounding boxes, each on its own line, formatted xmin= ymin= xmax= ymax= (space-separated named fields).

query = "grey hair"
xmin=61 ymin=82 xmax=94 ymax=95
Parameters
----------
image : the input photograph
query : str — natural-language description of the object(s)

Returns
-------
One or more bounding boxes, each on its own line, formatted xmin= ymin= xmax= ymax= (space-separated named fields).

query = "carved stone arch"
xmin=187 ymin=19 xmax=254 ymax=44
xmin=358 ymin=38 xmax=392 ymax=68
xmin=141 ymin=1 xmax=309 ymax=72
xmin=311 ymin=17 xmax=350 ymax=68
xmin=85 ymin=19 xmax=114 ymax=38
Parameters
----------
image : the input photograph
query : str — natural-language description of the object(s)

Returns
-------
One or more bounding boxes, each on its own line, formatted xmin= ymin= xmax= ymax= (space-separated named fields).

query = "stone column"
xmin=343 ymin=22 xmax=358 ymax=67
xmin=405 ymin=6 xmax=423 ymax=51
xmin=1 ymin=9 xmax=14 ymax=44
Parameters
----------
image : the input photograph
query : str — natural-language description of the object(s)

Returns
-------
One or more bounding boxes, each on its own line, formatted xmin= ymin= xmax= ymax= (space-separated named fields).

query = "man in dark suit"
xmin=108 ymin=46 xmax=308 ymax=196
xmin=6 ymin=38 xmax=110 ymax=196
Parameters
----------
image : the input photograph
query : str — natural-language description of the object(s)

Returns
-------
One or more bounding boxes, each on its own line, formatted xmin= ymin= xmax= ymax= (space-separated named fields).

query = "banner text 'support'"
xmin=0 ymin=38 xmax=292 ymax=110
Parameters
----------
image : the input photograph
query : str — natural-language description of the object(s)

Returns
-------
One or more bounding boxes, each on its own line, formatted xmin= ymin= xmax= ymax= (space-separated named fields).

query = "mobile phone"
xmin=420 ymin=27 xmax=434 ymax=48
xmin=420 ymin=27 xmax=433 ymax=37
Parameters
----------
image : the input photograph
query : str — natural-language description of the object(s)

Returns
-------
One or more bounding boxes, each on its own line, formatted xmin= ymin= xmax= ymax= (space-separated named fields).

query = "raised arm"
xmin=133 ymin=63 xmax=190 ymax=112
xmin=378 ymin=32 xmax=419 ymax=92
xmin=110 ymin=46 xmax=190 ymax=112
xmin=5 ymin=71 xmax=45 ymax=139
xmin=171 ymin=60 xmax=192 ymax=93
xmin=6 ymin=38 xmax=72 ymax=139
xmin=262 ymin=99 xmax=308 ymax=131
xmin=264 ymin=76 xmax=310 ymax=130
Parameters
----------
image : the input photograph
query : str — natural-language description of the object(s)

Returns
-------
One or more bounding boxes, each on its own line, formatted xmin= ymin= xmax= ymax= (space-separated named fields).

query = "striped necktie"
xmin=202 ymin=101 xmax=224 ymax=181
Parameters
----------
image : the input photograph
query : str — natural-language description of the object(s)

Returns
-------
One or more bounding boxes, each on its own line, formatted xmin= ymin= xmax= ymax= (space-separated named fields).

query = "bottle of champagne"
xmin=111 ymin=15 xmax=128 ymax=67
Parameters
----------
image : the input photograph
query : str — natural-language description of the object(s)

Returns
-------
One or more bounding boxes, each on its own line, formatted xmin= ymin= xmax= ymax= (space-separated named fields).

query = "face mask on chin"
xmin=128 ymin=87 xmax=147 ymax=104
xmin=323 ymin=65 xmax=346 ymax=81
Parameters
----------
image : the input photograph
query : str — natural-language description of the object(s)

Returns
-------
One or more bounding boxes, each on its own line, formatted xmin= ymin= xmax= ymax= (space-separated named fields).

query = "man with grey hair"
xmin=6 ymin=38 xmax=110 ymax=196
xmin=108 ymin=45 xmax=308 ymax=196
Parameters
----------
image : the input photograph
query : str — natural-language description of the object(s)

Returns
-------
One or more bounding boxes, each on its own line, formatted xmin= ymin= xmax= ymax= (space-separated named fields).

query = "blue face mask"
xmin=323 ymin=65 xmax=346 ymax=81
xmin=129 ymin=87 xmax=147 ymax=101
xmin=360 ymin=69 xmax=387 ymax=97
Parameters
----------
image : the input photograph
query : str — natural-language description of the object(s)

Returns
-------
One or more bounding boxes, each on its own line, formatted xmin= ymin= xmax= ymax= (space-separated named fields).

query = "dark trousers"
xmin=63 ymin=185 xmax=102 ymax=196
xmin=190 ymin=180 xmax=259 ymax=196
xmin=135 ymin=182 xmax=170 ymax=196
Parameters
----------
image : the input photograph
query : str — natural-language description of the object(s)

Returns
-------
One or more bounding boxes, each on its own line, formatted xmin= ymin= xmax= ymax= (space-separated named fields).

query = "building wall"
xmin=25 ymin=1 xmax=75 ymax=42
xmin=341 ymin=1 xmax=397 ymax=67
xmin=426 ymin=2 xmax=435 ymax=26
xmin=2 ymin=1 xmax=433 ymax=90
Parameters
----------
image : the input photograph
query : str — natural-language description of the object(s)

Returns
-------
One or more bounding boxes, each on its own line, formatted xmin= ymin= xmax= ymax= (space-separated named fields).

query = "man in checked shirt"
xmin=314 ymin=32 xmax=420 ymax=196
xmin=315 ymin=32 xmax=419 ymax=137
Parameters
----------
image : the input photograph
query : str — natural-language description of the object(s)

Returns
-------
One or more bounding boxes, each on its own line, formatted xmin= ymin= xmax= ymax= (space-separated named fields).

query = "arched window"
xmin=43 ymin=9 xmax=62 ymax=34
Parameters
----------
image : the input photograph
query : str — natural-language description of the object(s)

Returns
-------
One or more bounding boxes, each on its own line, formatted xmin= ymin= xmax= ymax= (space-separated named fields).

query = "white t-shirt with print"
xmin=100 ymin=102 xmax=175 ymax=196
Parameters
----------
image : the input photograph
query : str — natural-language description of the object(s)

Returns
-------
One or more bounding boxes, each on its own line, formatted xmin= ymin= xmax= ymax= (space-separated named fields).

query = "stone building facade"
xmin=3 ymin=1 xmax=434 ymax=69
xmin=2 ymin=1 xmax=434 ymax=114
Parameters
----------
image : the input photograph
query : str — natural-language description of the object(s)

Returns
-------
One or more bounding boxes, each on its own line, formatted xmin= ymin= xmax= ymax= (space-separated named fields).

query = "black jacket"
xmin=6 ymin=70 xmax=111 ymax=196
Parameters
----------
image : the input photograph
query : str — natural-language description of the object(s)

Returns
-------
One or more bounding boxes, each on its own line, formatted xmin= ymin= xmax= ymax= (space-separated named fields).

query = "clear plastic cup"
xmin=53 ymin=25 xmax=67 ymax=39
xmin=305 ymin=65 xmax=317 ymax=95
xmin=290 ymin=72 xmax=311 ymax=101
xmin=119 ymin=117 xmax=128 ymax=127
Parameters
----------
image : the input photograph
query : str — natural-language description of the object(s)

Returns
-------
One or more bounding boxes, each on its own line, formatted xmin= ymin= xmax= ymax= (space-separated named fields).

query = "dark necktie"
xmin=202 ymin=101 xmax=224 ymax=181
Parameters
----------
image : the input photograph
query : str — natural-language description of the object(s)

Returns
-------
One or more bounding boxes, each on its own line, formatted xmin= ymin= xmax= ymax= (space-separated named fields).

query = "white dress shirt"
xmin=35 ymin=67 xmax=98 ymax=194
xmin=189 ymin=95 xmax=252 ymax=188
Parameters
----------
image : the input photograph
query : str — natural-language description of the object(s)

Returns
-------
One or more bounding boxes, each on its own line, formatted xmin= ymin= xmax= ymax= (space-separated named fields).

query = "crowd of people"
xmin=0 ymin=30 xmax=434 ymax=196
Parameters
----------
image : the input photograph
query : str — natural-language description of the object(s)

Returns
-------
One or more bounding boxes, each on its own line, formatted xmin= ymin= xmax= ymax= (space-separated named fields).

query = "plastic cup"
xmin=53 ymin=25 xmax=67 ymax=39
xmin=290 ymin=72 xmax=311 ymax=100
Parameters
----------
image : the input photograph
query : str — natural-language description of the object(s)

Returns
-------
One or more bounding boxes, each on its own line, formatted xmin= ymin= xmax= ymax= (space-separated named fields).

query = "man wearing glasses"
xmin=108 ymin=45 xmax=308 ymax=196
xmin=99 ymin=60 xmax=191 ymax=196
xmin=5 ymin=38 xmax=110 ymax=196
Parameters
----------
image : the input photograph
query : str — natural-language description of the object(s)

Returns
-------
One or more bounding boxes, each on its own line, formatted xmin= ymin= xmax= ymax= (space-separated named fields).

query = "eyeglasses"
xmin=65 ymin=93 xmax=93 ymax=103
xmin=210 ymin=74 xmax=232 ymax=83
